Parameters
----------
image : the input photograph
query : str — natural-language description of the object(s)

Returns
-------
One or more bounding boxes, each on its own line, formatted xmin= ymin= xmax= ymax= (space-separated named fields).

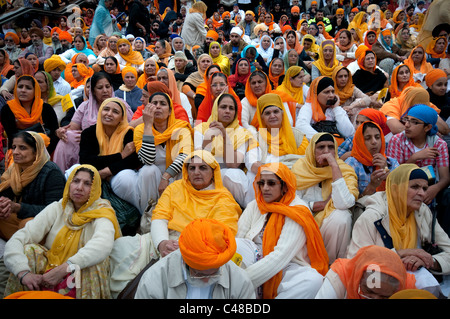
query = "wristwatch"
xmin=66 ymin=260 xmax=76 ymax=274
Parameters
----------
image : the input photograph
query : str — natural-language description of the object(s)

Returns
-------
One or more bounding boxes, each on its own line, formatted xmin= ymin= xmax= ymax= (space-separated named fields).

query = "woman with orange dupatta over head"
xmin=315 ymin=245 xmax=416 ymax=299
xmin=403 ymin=45 xmax=433 ymax=84
xmin=235 ymin=162 xmax=329 ymax=299
xmin=425 ymin=36 xmax=448 ymax=68
xmin=344 ymin=121 xmax=399 ymax=196
xmin=388 ymin=64 xmax=422 ymax=99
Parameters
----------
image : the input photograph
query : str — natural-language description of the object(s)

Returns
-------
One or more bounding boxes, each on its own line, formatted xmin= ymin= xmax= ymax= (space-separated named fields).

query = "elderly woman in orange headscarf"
xmin=311 ymin=40 xmax=341 ymax=80
xmin=236 ymin=162 xmax=329 ymax=299
xmin=136 ymin=58 xmax=160 ymax=89
xmin=347 ymin=164 xmax=450 ymax=298
xmin=291 ymin=132 xmax=358 ymax=263
xmin=344 ymin=121 xmax=399 ymax=196
xmin=111 ymin=92 xmax=193 ymax=214
xmin=402 ymin=45 xmax=434 ymax=84
xmin=296 ymin=76 xmax=355 ymax=142
xmin=332 ymin=65 xmax=370 ymax=122
xmin=116 ymin=38 xmax=145 ymax=71
xmin=388 ymin=64 xmax=422 ymax=99
xmin=316 ymin=245 xmax=416 ymax=299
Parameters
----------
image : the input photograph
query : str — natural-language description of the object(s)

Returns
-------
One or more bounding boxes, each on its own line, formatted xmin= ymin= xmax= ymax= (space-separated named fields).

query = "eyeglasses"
xmin=400 ymin=117 xmax=425 ymax=126
xmin=189 ymin=267 xmax=222 ymax=279
xmin=357 ymin=285 xmax=374 ymax=299
xmin=256 ymin=179 xmax=281 ymax=187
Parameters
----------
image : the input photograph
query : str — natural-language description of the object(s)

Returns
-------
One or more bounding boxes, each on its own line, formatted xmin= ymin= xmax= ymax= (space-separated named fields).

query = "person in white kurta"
xmin=291 ymin=133 xmax=359 ymax=264
xmin=236 ymin=163 xmax=329 ymax=299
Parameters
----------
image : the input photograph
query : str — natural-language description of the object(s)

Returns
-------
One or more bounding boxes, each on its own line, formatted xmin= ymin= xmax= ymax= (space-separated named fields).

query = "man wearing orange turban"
xmin=4 ymin=32 xmax=22 ymax=62
xmin=134 ymin=219 xmax=256 ymax=299
xmin=57 ymin=31 xmax=73 ymax=54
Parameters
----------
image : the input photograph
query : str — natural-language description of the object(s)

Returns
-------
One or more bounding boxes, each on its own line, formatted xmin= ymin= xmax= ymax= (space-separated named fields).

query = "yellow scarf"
xmin=133 ymin=93 xmax=193 ymax=168
xmin=46 ymin=165 xmax=121 ymax=270
xmin=386 ymin=164 xmax=419 ymax=250
xmin=194 ymin=94 xmax=257 ymax=157
xmin=256 ymin=93 xmax=301 ymax=157
xmin=117 ymin=38 xmax=145 ymax=66
xmin=0 ymin=132 xmax=49 ymax=196
xmin=96 ymin=98 xmax=133 ymax=156
xmin=312 ymin=40 xmax=340 ymax=77
xmin=151 ymin=150 xmax=241 ymax=235
xmin=209 ymin=41 xmax=230 ymax=76
xmin=275 ymin=66 xmax=305 ymax=104
xmin=291 ymin=133 xmax=359 ymax=227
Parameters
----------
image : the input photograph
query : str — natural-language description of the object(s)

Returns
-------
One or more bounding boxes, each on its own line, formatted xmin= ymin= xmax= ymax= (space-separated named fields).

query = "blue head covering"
xmin=240 ymin=45 xmax=260 ymax=72
xmin=407 ymin=104 xmax=438 ymax=136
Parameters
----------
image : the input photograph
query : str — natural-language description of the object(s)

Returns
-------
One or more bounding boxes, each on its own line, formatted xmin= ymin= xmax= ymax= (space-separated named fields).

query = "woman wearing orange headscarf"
xmin=116 ymin=38 xmax=145 ymax=71
xmin=425 ymin=36 xmax=448 ymax=67
xmin=69 ymin=63 xmax=91 ymax=89
xmin=1 ymin=75 xmax=59 ymax=154
xmin=332 ymin=66 xmax=370 ymax=122
xmin=409 ymin=13 xmax=425 ymax=37
xmin=316 ymin=245 xmax=416 ymax=299
xmin=236 ymin=162 xmax=328 ymax=299
xmin=268 ymin=57 xmax=285 ymax=90
xmin=403 ymin=45 xmax=433 ymax=83
xmin=345 ymin=121 xmax=399 ymax=196
xmin=352 ymin=45 xmax=388 ymax=96
xmin=136 ymin=58 xmax=160 ymax=89
xmin=388 ymin=64 xmax=422 ymax=100
xmin=335 ymin=29 xmax=357 ymax=67
xmin=0 ymin=49 xmax=14 ymax=79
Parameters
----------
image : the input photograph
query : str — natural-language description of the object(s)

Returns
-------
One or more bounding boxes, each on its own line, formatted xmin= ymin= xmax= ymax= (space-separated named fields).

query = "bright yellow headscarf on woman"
xmin=291 ymin=133 xmax=359 ymax=227
xmin=256 ymin=93 xmax=303 ymax=156
xmin=96 ymin=98 xmax=133 ymax=156
xmin=312 ymin=40 xmax=340 ymax=77
xmin=209 ymin=41 xmax=230 ymax=76
xmin=151 ymin=150 xmax=241 ymax=235
xmin=385 ymin=164 xmax=421 ymax=250
xmin=194 ymin=93 xmax=257 ymax=157
xmin=46 ymin=164 xmax=121 ymax=270
xmin=0 ymin=132 xmax=49 ymax=196
xmin=254 ymin=162 xmax=329 ymax=299
xmin=275 ymin=65 xmax=305 ymax=105
xmin=133 ymin=93 xmax=193 ymax=169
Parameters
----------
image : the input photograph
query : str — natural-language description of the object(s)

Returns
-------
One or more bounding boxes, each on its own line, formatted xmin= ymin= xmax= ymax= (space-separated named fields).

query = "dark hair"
xmin=245 ymin=46 xmax=257 ymax=57
xmin=157 ymin=39 xmax=167 ymax=49
xmin=206 ymin=64 xmax=221 ymax=76
xmin=91 ymin=71 xmax=112 ymax=90
xmin=339 ymin=30 xmax=352 ymax=40
xmin=150 ymin=92 xmax=171 ymax=108
xmin=104 ymin=56 xmax=119 ymax=68
xmin=12 ymin=131 xmax=37 ymax=152
xmin=362 ymin=121 xmax=381 ymax=134
xmin=249 ymin=70 xmax=267 ymax=84
xmin=210 ymin=71 xmax=227 ymax=83
xmin=217 ymin=93 xmax=238 ymax=112
xmin=17 ymin=75 xmax=36 ymax=87
xmin=74 ymin=166 xmax=95 ymax=181
xmin=73 ymin=34 xmax=85 ymax=44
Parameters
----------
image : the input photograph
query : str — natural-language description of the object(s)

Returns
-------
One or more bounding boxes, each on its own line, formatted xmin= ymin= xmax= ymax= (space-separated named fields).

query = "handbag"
xmin=311 ymin=120 xmax=344 ymax=139
xmin=116 ymin=259 xmax=157 ymax=299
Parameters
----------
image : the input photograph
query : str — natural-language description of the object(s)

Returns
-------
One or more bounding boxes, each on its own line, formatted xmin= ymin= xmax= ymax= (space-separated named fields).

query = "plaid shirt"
xmin=345 ymin=156 xmax=399 ymax=194
xmin=386 ymin=132 xmax=449 ymax=170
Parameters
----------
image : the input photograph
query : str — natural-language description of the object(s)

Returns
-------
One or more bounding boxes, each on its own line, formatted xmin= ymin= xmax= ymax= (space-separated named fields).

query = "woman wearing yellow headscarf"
xmin=275 ymin=65 xmax=309 ymax=107
xmin=110 ymin=92 xmax=193 ymax=214
xmin=151 ymin=150 xmax=241 ymax=257
xmin=116 ymin=38 xmax=145 ymax=71
xmin=347 ymin=164 xmax=450 ymax=298
xmin=250 ymin=93 xmax=308 ymax=189
xmin=0 ymin=132 xmax=65 ymax=241
xmin=302 ymin=34 xmax=320 ymax=60
xmin=209 ymin=41 xmax=231 ymax=76
xmin=409 ymin=13 xmax=425 ymax=37
xmin=311 ymin=40 xmax=341 ymax=79
xmin=348 ymin=11 xmax=368 ymax=35
xmin=79 ymin=97 xmax=142 ymax=232
xmin=291 ymin=132 xmax=358 ymax=263
xmin=194 ymin=93 xmax=258 ymax=207
xmin=236 ymin=162 xmax=329 ymax=299
xmin=3 ymin=164 xmax=121 ymax=299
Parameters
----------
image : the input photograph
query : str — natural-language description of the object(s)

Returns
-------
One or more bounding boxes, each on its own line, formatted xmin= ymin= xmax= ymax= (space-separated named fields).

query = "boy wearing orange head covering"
xmin=134 ymin=219 xmax=255 ymax=299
